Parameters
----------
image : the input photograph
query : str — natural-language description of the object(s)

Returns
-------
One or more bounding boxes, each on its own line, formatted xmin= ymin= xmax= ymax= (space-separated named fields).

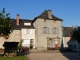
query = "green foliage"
xmin=0 ymin=56 xmax=27 ymax=60
xmin=17 ymin=39 xmax=23 ymax=50
xmin=71 ymin=27 xmax=80 ymax=43
xmin=0 ymin=8 xmax=12 ymax=37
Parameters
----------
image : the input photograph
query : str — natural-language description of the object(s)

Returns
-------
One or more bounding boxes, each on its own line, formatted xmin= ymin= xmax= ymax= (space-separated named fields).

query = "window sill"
xmin=42 ymin=33 xmax=50 ymax=34
xmin=52 ymin=33 xmax=58 ymax=34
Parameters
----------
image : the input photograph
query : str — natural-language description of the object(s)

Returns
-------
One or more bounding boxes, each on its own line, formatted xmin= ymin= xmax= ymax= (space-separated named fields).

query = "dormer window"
xmin=44 ymin=19 xmax=46 ymax=22
xmin=54 ymin=20 xmax=56 ymax=23
xmin=24 ymin=23 xmax=31 ymax=26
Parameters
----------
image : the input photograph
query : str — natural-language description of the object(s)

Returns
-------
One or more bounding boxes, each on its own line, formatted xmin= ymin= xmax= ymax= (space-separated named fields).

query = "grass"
xmin=0 ymin=55 xmax=28 ymax=60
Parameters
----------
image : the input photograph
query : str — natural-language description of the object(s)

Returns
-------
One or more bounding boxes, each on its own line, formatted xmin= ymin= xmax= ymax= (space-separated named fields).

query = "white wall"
xmin=68 ymin=40 xmax=79 ymax=51
xmin=22 ymin=39 xmax=30 ymax=47
xmin=63 ymin=37 xmax=70 ymax=48
xmin=21 ymin=28 xmax=35 ymax=48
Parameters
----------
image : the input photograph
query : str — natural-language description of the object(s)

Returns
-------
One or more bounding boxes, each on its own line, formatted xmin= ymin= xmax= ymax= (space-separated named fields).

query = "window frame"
xmin=26 ymin=29 xmax=30 ymax=34
xmin=42 ymin=27 xmax=49 ymax=34
xmin=52 ymin=27 xmax=58 ymax=34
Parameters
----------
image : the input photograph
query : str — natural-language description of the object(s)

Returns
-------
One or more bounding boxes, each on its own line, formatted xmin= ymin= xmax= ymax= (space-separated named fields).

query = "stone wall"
xmin=33 ymin=18 xmax=62 ymax=51
xmin=0 ymin=30 xmax=21 ymax=49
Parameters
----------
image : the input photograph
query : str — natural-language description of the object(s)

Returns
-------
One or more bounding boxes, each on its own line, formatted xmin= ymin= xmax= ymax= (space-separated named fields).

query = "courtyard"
xmin=27 ymin=51 xmax=80 ymax=60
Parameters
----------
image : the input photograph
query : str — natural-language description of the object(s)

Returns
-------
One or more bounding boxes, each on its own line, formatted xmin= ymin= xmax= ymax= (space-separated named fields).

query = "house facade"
xmin=21 ymin=22 xmax=35 ymax=48
xmin=67 ymin=39 xmax=79 ymax=51
xmin=62 ymin=27 xmax=74 ymax=49
xmin=67 ymin=26 xmax=80 ymax=51
xmin=32 ymin=10 xmax=63 ymax=51
xmin=0 ymin=10 xmax=75 ymax=51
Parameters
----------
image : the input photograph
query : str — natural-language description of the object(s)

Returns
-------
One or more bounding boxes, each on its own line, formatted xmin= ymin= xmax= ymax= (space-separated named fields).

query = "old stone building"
xmin=0 ymin=10 xmax=73 ymax=52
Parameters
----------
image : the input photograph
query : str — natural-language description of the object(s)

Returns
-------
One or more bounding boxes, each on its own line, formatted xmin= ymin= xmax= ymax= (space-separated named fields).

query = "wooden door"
xmin=30 ymin=39 xmax=34 ymax=49
xmin=47 ymin=40 xmax=55 ymax=50
xmin=55 ymin=40 xmax=58 ymax=49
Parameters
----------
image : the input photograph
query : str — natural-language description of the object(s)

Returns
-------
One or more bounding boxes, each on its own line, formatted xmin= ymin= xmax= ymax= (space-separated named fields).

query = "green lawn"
xmin=0 ymin=55 xmax=27 ymax=60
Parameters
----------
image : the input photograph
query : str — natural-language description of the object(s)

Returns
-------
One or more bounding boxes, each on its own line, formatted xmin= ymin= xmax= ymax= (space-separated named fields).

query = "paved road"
xmin=27 ymin=51 xmax=80 ymax=60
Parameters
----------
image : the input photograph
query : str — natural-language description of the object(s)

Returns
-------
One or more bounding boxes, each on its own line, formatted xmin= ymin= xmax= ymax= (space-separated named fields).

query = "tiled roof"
xmin=11 ymin=19 xmax=34 ymax=30
xmin=63 ymin=27 xmax=75 ymax=37
xmin=32 ymin=10 xmax=63 ymax=23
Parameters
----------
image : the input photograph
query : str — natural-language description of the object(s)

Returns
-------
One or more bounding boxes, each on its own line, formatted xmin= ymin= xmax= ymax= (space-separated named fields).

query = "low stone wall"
xmin=4 ymin=53 xmax=17 ymax=57
xmin=0 ymin=48 xmax=4 ymax=54
xmin=0 ymin=30 xmax=21 ymax=49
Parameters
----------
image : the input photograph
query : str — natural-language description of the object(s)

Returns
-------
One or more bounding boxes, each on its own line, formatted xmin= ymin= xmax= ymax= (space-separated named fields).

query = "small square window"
xmin=54 ymin=20 xmax=56 ymax=23
xmin=44 ymin=19 xmax=46 ymax=22
xmin=42 ymin=27 xmax=49 ymax=34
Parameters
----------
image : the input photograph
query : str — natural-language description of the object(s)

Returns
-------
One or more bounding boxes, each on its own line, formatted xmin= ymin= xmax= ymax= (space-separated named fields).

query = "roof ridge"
xmin=36 ymin=10 xmax=63 ymax=21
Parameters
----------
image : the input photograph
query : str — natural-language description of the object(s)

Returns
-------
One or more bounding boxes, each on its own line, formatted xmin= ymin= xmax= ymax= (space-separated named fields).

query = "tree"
xmin=71 ymin=27 xmax=80 ymax=43
xmin=17 ymin=40 xmax=23 ymax=52
xmin=0 ymin=8 xmax=12 ymax=39
xmin=71 ymin=26 xmax=80 ymax=55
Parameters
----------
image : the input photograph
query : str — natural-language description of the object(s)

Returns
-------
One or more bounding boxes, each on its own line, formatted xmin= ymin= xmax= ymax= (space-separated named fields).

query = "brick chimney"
xmin=16 ymin=14 xmax=20 ymax=25
xmin=48 ymin=10 xmax=52 ymax=19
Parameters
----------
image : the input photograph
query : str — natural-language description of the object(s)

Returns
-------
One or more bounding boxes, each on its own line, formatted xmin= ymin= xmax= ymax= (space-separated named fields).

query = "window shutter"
xmin=24 ymin=29 xmax=26 ymax=34
xmin=48 ymin=28 xmax=49 ymax=33
xmin=47 ymin=40 xmax=50 ymax=47
xmin=42 ymin=28 xmax=44 ymax=33
xmin=56 ymin=29 xmax=58 ymax=34
xmin=27 ymin=29 xmax=30 ymax=34
xmin=30 ymin=29 xmax=32 ymax=34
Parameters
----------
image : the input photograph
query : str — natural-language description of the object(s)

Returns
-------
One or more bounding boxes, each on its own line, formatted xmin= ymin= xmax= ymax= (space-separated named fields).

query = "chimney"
xmin=48 ymin=10 xmax=52 ymax=19
xmin=16 ymin=14 xmax=20 ymax=25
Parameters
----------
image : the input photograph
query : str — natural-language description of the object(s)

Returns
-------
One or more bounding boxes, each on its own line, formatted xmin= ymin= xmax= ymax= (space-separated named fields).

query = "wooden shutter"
xmin=24 ymin=29 xmax=26 ymax=34
xmin=47 ymin=40 xmax=50 ymax=47
xmin=30 ymin=29 xmax=32 ymax=34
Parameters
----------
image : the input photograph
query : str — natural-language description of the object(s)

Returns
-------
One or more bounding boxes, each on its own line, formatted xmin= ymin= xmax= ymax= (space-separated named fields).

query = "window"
xmin=71 ymin=45 xmax=73 ymax=49
xmin=24 ymin=29 xmax=30 ymax=34
xmin=24 ymin=23 xmax=31 ymax=26
xmin=54 ymin=20 xmax=56 ymax=23
xmin=44 ymin=19 xmax=46 ymax=22
xmin=26 ymin=29 xmax=30 ymax=34
xmin=52 ymin=27 xmax=58 ymax=34
xmin=42 ymin=27 xmax=49 ymax=34
xmin=74 ymin=44 xmax=76 ymax=49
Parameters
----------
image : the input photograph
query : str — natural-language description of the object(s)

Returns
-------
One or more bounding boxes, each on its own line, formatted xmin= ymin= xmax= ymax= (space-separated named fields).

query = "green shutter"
xmin=62 ymin=31 xmax=66 ymax=36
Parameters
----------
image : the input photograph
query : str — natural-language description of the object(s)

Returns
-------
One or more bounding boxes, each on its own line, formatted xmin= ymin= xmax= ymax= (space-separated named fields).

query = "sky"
xmin=0 ymin=0 xmax=80 ymax=27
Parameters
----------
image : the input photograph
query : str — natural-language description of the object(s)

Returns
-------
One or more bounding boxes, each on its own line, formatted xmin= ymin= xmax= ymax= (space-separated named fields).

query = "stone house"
xmin=0 ymin=10 xmax=75 ymax=52
xmin=62 ymin=27 xmax=74 ymax=50
xmin=32 ymin=10 xmax=63 ymax=51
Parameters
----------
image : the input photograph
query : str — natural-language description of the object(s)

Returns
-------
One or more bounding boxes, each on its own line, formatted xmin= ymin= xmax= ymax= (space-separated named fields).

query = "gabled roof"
xmin=63 ymin=27 xmax=75 ymax=37
xmin=32 ymin=10 xmax=63 ymax=23
xmin=11 ymin=19 xmax=34 ymax=30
